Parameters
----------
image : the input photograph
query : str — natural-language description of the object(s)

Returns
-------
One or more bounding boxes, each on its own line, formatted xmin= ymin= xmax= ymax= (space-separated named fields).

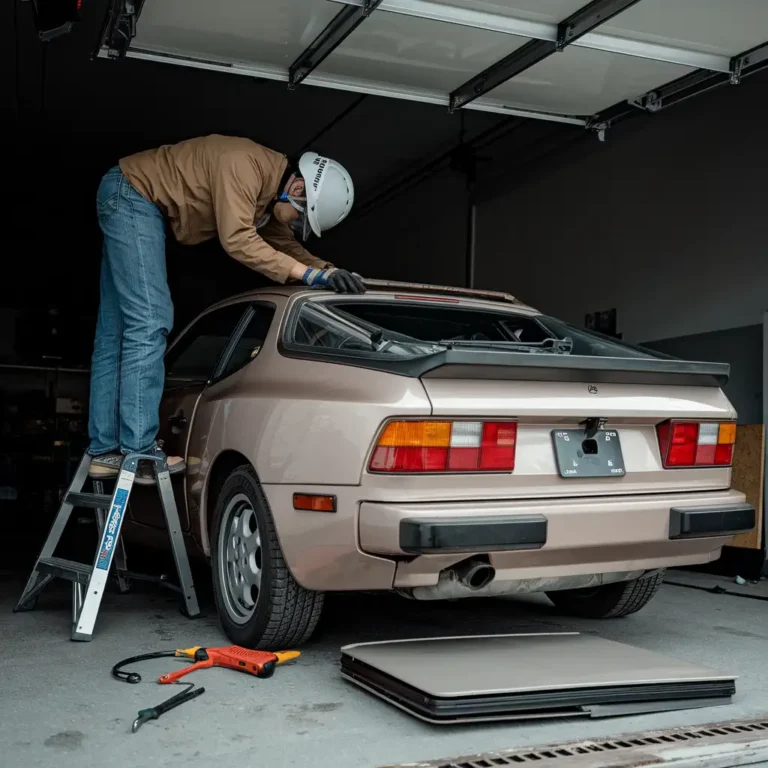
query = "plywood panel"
xmin=730 ymin=424 xmax=764 ymax=550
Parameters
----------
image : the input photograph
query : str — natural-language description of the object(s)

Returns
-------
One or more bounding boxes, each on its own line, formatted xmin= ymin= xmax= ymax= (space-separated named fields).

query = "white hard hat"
xmin=298 ymin=152 xmax=354 ymax=238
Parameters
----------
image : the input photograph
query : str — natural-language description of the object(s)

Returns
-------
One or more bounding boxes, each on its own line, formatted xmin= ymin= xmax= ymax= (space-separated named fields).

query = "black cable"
xmin=112 ymin=650 xmax=179 ymax=684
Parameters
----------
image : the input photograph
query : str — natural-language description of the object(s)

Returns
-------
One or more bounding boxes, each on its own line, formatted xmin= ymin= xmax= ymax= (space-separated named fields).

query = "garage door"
xmin=97 ymin=0 xmax=768 ymax=129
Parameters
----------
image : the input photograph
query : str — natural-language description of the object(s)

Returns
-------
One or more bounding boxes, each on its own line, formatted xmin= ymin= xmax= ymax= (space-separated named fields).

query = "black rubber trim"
xmin=399 ymin=515 xmax=547 ymax=554
xmin=279 ymin=344 xmax=730 ymax=386
xmin=340 ymin=657 xmax=735 ymax=722
xmin=669 ymin=504 xmax=755 ymax=540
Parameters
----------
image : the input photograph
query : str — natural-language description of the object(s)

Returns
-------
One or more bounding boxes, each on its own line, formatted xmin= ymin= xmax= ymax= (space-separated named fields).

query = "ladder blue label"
xmin=96 ymin=487 xmax=129 ymax=571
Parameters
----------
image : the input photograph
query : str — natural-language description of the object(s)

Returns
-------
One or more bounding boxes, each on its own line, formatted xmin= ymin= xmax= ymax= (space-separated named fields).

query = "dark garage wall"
xmin=472 ymin=72 xmax=768 ymax=345
xmin=331 ymin=167 xmax=470 ymax=288
xmin=642 ymin=325 xmax=763 ymax=424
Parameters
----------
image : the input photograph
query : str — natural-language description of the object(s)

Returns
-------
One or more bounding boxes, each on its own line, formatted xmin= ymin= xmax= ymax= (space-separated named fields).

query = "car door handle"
xmin=168 ymin=412 xmax=187 ymax=430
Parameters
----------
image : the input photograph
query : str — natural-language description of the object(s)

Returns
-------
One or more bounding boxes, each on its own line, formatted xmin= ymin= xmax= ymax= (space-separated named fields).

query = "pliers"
xmin=132 ymin=685 xmax=205 ymax=733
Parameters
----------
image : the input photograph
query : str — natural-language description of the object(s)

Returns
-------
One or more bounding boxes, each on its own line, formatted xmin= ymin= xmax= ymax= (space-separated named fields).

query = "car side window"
xmin=165 ymin=304 xmax=249 ymax=382
xmin=217 ymin=304 xmax=276 ymax=381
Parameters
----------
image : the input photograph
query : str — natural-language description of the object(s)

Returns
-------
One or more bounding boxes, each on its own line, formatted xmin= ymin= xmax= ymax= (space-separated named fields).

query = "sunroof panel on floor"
xmin=341 ymin=633 xmax=736 ymax=724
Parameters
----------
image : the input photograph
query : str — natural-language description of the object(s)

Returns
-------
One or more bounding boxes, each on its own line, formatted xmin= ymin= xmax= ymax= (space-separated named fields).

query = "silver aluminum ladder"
xmin=14 ymin=451 xmax=200 ymax=641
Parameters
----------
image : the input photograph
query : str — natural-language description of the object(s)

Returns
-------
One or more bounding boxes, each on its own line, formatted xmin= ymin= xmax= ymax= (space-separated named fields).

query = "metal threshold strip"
xmin=379 ymin=717 xmax=768 ymax=768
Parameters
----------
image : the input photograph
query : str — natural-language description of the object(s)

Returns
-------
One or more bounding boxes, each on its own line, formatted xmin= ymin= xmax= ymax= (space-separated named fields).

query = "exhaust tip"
xmin=456 ymin=560 xmax=496 ymax=591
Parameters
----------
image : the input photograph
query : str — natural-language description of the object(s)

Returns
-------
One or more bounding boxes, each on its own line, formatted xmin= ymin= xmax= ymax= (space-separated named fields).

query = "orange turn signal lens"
xmin=377 ymin=421 xmax=452 ymax=448
xmin=718 ymin=423 xmax=736 ymax=445
xmin=371 ymin=419 xmax=517 ymax=473
xmin=293 ymin=494 xmax=336 ymax=513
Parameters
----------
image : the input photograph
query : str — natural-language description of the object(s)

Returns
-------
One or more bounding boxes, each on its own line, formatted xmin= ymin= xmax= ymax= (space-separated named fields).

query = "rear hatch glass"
xmin=285 ymin=296 xmax=668 ymax=361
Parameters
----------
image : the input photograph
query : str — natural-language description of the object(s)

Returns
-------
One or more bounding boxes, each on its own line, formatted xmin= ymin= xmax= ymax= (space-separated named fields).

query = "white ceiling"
xmin=127 ymin=0 xmax=768 ymax=122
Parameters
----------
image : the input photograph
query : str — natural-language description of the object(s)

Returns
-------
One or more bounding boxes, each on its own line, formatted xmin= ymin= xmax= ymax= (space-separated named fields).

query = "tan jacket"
xmin=118 ymin=134 xmax=333 ymax=283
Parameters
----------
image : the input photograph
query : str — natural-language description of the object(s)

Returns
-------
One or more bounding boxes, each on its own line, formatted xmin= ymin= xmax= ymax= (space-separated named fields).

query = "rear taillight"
xmin=656 ymin=420 xmax=736 ymax=468
xmin=369 ymin=420 xmax=517 ymax=473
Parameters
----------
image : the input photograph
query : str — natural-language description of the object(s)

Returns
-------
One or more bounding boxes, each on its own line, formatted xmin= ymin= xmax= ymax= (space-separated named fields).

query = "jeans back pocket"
xmin=96 ymin=167 xmax=122 ymax=225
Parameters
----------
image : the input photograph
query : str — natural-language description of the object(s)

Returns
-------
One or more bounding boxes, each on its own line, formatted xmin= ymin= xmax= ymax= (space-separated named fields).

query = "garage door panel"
xmin=428 ymin=0 xmax=588 ymax=25
xmin=599 ymin=0 xmax=768 ymax=58
xmin=487 ymin=47 xmax=696 ymax=115
xmin=317 ymin=12 xmax=530 ymax=93
xmin=135 ymin=0 xmax=340 ymax=67
xmin=127 ymin=0 xmax=767 ymax=122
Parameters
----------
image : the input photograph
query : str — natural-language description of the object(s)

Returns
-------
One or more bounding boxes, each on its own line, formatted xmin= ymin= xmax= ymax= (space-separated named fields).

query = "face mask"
xmin=280 ymin=192 xmax=311 ymax=241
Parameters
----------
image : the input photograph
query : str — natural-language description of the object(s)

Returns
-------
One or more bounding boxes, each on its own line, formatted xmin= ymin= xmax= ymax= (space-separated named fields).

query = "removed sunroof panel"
xmin=341 ymin=633 xmax=736 ymax=724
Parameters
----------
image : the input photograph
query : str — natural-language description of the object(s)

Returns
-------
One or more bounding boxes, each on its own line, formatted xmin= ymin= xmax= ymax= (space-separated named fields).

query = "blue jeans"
xmin=88 ymin=166 xmax=173 ymax=456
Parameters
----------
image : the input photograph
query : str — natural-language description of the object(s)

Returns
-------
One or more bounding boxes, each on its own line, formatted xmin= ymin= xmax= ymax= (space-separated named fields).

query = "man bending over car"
xmin=87 ymin=134 xmax=365 ymax=484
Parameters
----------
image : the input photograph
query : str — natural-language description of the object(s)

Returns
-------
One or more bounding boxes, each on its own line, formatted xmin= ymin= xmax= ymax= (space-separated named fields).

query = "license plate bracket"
xmin=552 ymin=429 xmax=626 ymax=478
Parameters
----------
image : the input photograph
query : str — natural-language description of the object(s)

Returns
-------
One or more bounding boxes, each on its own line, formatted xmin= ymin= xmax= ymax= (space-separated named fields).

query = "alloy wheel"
xmin=218 ymin=493 xmax=263 ymax=625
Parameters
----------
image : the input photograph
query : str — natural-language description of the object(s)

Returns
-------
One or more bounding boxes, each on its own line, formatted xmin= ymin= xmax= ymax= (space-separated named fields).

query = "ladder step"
xmin=66 ymin=491 xmax=113 ymax=509
xmin=38 ymin=557 xmax=93 ymax=584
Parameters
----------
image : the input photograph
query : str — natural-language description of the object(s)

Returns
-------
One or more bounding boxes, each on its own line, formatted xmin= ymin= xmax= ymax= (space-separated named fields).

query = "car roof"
xmin=210 ymin=279 xmax=539 ymax=314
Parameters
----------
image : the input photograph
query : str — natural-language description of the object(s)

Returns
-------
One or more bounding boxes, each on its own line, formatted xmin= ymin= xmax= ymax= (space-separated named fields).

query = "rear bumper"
xmin=262 ymin=485 xmax=751 ymax=592
xmin=398 ymin=503 xmax=755 ymax=554
xmin=358 ymin=489 xmax=752 ymax=589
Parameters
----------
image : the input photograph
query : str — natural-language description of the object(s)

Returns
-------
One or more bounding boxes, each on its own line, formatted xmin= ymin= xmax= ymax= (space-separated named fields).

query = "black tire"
xmin=546 ymin=571 xmax=665 ymax=619
xmin=210 ymin=464 xmax=324 ymax=649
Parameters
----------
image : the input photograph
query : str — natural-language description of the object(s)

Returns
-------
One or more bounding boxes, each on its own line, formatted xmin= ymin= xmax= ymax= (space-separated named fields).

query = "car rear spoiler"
xmin=361 ymin=279 xmax=524 ymax=306
xmin=280 ymin=340 xmax=730 ymax=387
xmin=420 ymin=349 xmax=731 ymax=388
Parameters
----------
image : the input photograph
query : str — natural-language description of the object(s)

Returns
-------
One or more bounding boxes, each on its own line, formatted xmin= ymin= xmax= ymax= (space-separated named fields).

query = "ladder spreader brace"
xmin=14 ymin=451 xmax=200 ymax=641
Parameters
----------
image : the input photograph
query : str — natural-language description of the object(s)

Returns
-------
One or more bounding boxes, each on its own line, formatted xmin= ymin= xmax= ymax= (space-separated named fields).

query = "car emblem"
xmin=588 ymin=385 xmax=598 ymax=394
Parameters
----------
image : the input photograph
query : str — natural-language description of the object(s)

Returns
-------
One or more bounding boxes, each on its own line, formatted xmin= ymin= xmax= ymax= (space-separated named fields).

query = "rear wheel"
xmin=210 ymin=464 xmax=324 ymax=649
xmin=546 ymin=571 xmax=665 ymax=618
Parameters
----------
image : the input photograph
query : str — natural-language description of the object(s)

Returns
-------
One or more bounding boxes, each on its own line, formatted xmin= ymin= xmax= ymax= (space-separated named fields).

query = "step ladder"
xmin=14 ymin=451 xmax=200 ymax=641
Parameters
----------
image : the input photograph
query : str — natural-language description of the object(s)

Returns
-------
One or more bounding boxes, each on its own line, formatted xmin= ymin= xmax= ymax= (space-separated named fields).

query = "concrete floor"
xmin=1 ymin=573 xmax=767 ymax=768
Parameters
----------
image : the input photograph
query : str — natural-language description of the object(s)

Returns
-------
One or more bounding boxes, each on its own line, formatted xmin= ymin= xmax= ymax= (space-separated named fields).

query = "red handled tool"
xmin=112 ymin=645 xmax=300 ymax=732
xmin=158 ymin=645 xmax=300 ymax=683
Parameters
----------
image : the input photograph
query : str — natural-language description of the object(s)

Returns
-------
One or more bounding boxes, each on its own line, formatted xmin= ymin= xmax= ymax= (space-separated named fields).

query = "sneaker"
xmin=89 ymin=453 xmax=123 ymax=479
xmin=134 ymin=454 xmax=187 ymax=486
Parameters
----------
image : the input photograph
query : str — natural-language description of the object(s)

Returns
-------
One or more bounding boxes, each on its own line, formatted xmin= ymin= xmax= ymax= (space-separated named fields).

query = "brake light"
xmin=656 ymin=420 xmax=736 ymax=468
xmin=370 ymin=420 xmax=517 ymax=473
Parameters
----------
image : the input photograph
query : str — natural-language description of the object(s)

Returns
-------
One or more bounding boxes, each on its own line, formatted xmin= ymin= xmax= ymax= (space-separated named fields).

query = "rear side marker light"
xmin=370 ymin=420 xmax=517 ymax=473
xmin=656 ymin=420 xmax=736 ymax=469
xmin=293 ymin=494 xmax=336 ymax=512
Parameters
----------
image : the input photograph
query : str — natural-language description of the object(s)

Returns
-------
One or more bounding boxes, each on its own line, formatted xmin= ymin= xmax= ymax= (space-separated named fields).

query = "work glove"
xmin=302 ymin=268 xmax=366 ymax=294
